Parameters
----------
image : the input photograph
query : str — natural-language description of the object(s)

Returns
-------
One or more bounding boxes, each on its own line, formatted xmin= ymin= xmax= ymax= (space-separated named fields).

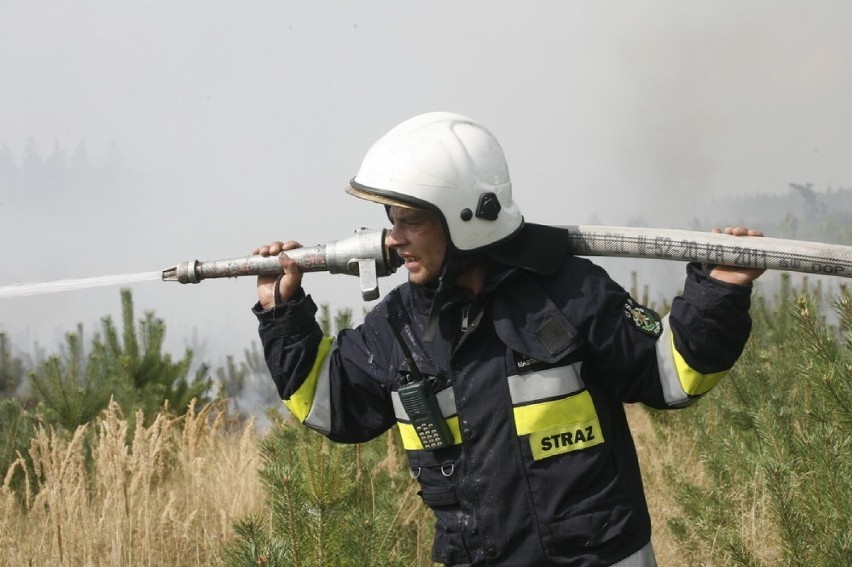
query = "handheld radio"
xmin=387 ymin=314 xmax=453 ymax=451
xmin=397 ymin=378 xmax=453 ymax=450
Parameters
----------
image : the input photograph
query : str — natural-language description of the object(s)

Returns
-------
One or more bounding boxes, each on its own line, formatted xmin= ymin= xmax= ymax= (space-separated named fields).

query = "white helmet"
xmin=346 ymin=111 xmax=524 ymax=252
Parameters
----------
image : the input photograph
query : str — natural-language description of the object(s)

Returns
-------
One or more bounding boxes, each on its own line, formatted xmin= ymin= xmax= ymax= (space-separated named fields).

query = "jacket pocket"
xmin=407 ymin=450 xmax=471 ymax=564
xmin=409 ymin=456 xmax=460 ymax=509
xmin=418 ymin=483 xmax=458 ymax=507
xmin=547 ymin=504 xmax=633 ymax=553
xmin=421 ymin=480 xmax=471 ymax=565
xmin=432 ymin=529 xmax=470 ymax=565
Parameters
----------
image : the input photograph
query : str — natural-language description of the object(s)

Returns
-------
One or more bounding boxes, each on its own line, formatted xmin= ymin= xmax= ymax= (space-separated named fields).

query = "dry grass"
xmin=628 ymin=404 xmax=784 ymax=566
xmin=627 ymin=404 xmax=689 ymax=564
xmin=0 ymin=400 xmax=263 ymax=567
xmin=0 ymin=398 xmax=782 ymax=565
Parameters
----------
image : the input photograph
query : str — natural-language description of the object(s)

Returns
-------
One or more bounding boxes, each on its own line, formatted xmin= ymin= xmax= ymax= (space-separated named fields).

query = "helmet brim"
xmin=346 ymin=183 xmax=418 ymax=210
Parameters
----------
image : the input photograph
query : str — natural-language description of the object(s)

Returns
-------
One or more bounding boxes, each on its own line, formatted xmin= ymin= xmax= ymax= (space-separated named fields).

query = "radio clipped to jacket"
xmin=398 ymin=379 xmax=453 ymax=451
xmin=387 ymin=312 xmax=453 ymax=451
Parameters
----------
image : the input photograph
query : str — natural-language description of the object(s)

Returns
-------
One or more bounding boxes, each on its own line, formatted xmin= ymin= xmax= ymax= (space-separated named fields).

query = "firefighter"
xmin=251 ymin=111 xmax=763 ymax=566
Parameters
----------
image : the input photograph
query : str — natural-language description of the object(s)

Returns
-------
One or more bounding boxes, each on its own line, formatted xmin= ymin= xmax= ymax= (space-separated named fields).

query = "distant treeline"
xmin=687 ymin=183 xmax=852 ymax=244
xmin=0 ymin=138 xmax=135 ymax=208
xmin=620 ymin=182 xmax=852 ymax=245
xmin=0 ymin=138 xmax=126 ymax=175
xmin=3 ymin=138 xmax=851 ymax=244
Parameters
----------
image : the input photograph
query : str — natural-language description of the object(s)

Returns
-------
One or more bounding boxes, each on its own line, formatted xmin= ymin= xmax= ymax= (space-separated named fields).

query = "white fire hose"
xmin=559 ymin=226 xmax=852 ymax=278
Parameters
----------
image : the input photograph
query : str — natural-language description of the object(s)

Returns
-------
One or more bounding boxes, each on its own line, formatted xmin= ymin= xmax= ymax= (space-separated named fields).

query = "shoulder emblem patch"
xmin=623 ymin=298 xmax=662 ymax=337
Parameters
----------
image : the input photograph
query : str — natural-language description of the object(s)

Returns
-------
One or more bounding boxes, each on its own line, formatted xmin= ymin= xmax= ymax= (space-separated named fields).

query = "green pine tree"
xmin=223 ymin=306 xmax=433 ymax=566
xmin=650 ymin=280 xmax=851 ymax=566
xmin=223 ymin=424 xmax=432 ymax=567
xmin=29 ymin=289 xmax=212 ymax=431
xmin=0 ymin=332 xmax=27 ymax=399
xmin=0 ymin=397 xmax=38 ymax=495
xmin=30 ymin=324 xmax=113 ymax=430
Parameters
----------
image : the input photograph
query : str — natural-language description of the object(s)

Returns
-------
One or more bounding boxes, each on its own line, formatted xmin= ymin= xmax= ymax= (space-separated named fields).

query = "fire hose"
xmin=556 ymin=225 xmax=851 ymax=277
xmin=162 ymin=226 xmax=852 ymax=301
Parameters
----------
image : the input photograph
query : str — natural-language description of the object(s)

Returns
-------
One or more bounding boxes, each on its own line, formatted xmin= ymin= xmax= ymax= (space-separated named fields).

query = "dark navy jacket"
xmin=254 ymin=256 xmax=752 ymax=566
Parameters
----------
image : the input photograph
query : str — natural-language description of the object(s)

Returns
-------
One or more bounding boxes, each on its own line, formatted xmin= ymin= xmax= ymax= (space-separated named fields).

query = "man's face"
xmin=386 ymin=206 xmax=448 ymax=285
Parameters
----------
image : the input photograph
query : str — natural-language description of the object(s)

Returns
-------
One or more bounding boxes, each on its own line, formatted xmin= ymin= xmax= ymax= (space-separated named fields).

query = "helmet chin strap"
xmin=422 ymin=249 xmax=485 ymax=342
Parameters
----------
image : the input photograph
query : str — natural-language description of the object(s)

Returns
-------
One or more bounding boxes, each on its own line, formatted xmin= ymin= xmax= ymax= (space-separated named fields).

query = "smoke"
xmin=1 ymin=1 xmax=850 ymax=373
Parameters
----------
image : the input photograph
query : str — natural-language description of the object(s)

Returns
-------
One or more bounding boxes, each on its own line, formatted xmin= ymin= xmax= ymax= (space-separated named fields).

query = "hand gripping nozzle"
xmin=161 ymin=227 xmax=402 ymax=301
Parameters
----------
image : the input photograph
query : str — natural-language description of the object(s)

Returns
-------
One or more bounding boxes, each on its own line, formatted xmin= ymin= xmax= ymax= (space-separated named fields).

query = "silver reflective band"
xmin=507 ymin=362 xmax=584 ymax=405
xmin=303 ymin=339 xmax=335 ymax=435
xmin=654 ymin=314 xmax=695 ymax=408
xmin=446 ymin=541 xmax=655 ymax=567
xmin=611 ymin=542 xmax=656 ymax=567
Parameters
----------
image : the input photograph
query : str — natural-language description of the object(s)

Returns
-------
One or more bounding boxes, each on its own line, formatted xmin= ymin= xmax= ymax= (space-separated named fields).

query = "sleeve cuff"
xmin=684 ymin=262 xmax=752 ymax=312
xmin=252 ymin=288 xmax=319 ymax=336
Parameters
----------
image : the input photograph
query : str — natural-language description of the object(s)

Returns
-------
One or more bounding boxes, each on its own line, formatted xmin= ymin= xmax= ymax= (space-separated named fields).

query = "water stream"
xmin=0 ymin=271 xmax=162 ymax=299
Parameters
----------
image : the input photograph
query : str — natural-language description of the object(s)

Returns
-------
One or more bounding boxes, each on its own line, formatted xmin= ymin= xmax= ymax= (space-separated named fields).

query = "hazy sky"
xmin=1 ymin=1 xmax=851 ymax=363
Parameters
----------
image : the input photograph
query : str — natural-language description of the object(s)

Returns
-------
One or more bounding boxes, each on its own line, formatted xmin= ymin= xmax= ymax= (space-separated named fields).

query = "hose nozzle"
xmin=162 ymin=227 xmax=401 ymax=301
xmin=161 ymin=260 xmax=202 ymax=284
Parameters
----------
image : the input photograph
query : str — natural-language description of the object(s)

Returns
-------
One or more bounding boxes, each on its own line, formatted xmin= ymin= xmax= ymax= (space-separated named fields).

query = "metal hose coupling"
xmin=162 ymin=227 xmax=402 ymax=301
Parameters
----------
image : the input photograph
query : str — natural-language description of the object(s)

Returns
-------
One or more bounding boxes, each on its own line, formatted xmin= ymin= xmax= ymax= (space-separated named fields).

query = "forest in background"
xmin=1 ymin=138 xmax=851 ymax=565
xmin=0 ymin=277 xmax=849 ymax=565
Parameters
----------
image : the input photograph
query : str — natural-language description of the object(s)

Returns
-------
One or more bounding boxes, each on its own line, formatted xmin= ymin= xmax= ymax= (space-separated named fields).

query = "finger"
xmin=277 ymin=249 xmax=305 ymax=273
xmin=729 ymin=227 xmax=763 ymax=237
xmin=267 ymin=241 xmax=286 ymax=255
xmin=252 ymin=241 xmax=288 ymax=256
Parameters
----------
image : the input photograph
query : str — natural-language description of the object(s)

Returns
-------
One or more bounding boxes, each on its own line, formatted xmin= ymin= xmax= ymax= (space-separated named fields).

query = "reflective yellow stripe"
xmin=513 ymin=391 xmax=604 ymax=460
xmin=284 ymin=336 xmax=334 ymax=423
xmin=397 ymin=416 xmax=462 ymax=451
xmin=669 ymin=327 xmax=727 ymax=396
xmin=513 ymin=390 xmax=598 ymax=435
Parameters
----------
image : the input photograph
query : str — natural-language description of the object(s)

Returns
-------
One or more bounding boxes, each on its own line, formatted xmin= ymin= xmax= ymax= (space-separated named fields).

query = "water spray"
xmin=0 ymin=272 xmax=161 ymax=299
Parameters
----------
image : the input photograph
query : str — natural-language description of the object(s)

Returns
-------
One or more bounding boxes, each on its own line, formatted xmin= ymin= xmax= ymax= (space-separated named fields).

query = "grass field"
xmin=0 ymin=400 xmax=715 ymax=566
